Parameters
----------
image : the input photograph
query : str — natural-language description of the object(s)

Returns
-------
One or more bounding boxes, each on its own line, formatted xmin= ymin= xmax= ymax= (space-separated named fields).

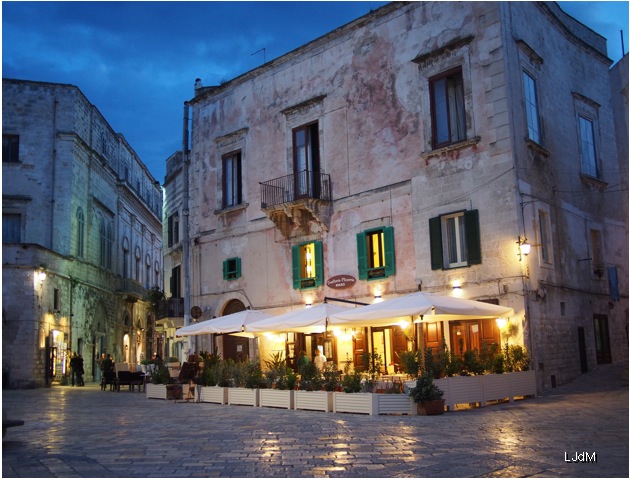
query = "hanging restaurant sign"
xmin=326 ymin=275 xmax=357 ymax=290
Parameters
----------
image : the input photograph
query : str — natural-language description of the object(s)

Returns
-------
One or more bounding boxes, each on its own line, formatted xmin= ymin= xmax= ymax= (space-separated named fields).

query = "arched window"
xmin=106 ymin=223 xmax=113 ymax=269
xmin=76 ymin=208 xmax=84 ymax=257
xmin=99 ymin=218 xmax=107 ymax=267
xmin=135 ymin=246 xmax=141 ymax=282
xmin=122 ymin=237 xmax=130 ymax=278
xmin=145 ymin=254 xmax=152 ymax=288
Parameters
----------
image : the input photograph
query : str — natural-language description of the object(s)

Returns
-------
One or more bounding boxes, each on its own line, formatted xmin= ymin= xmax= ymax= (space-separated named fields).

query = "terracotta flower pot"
xmin=417 ymin=399 xmax=445 ymax=415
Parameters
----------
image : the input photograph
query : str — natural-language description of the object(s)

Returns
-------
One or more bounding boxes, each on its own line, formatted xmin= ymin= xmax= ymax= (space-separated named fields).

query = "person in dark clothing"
xmin=70 ymin=352 xmax=79 ymax=386
xmin=76 ymin=354 xmax=85 ymax=386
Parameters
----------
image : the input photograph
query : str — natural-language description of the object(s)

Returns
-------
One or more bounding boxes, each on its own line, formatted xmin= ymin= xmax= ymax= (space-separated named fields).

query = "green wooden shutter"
xmin=429 ymin=216 xmax=443 ymax=270
xmin=383 ymin=226 xmax=396 ymax=276
xmin=465 ymin=209 xmax=482 ymax=265
xmin=356 ymin=232 xmax=367 ymax=280
xmin=236 ymin=257 xmax=242 ymax=278
xmin=292 ymin=245 xmax=301 ymax=289
xmin=314 ymin=241 xmax=323 ymax=287
xmin=222 ymin=259 xmax=228 ymax=280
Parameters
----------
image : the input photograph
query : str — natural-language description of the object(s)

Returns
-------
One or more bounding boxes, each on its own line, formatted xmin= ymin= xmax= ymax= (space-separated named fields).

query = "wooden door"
xmin=285 ymin=332 xmax=305 ymax=371
xmin=423 ymin=321 xmax=443 ymax=351
xmin=391 ymin=327 xmax=408 ymax=373
xmin=352 ymin=330 xmax=367 ymax=371
xmin=223 ymin=334 xmax=249 ymax=362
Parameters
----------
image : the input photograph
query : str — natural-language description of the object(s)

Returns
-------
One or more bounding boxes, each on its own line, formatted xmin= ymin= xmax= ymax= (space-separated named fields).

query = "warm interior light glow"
xmin=496 ymin=318 xmax=508 ymax=329
xmin=452 ymin=280 xmax=461 ymax=289
xmin=398 ymin=320 xmax=410 ymax=329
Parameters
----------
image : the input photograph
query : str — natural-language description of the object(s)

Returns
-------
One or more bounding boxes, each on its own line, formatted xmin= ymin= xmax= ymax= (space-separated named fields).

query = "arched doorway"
xmin=219 ymin=299 xmax=249 ymax=362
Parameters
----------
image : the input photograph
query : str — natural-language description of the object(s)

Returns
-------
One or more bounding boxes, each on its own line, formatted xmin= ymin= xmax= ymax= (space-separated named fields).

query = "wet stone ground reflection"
xmin=2 ymin=365 xmax=628 ymax=478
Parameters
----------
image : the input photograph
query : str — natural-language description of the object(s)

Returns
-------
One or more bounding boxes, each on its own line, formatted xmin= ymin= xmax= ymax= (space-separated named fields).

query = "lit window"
xmin=429 ymin=210 xmax=481 ymax=270
xmin=357 ymin=227 xmax=395 ymax=280
xmin=292 ymin=241 xmax=323 ymax=289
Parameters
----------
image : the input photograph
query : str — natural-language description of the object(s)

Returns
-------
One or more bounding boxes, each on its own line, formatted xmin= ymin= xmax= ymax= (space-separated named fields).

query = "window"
xmin=430 ymin=68 xmax=466 ymax=148
xmin=538 ymin=209 xmax=551 ymax=263
xmin=135 ymin=247 xmax=141 ymax=282
xmin=53 ymin=288 xmax=60 ymax=312
xmin=357 ymin=227 xmax=395 ymax=280
xmin=2 ymin=213 xmax=21 ymax=243
xmin=222 ymin=151 xmax=242 ymax=208
xmin=99 ymin=219 xmax=107 ymax=268
xmin=429 ymin=210 xmax=481 ymax=270
xmin=76 ymin=208 xmax=85 ymax=257
xmin=292 ymin=241 xmax=323 ymax=289
xmin=170 ymin=266 xmax=182 ymax=298
xmin=523 ymin=71 xmax=541 ymax=144
xmin=293 ymin=123 xmax=320 ymax=198
xmin=2 ymin=134 xmax=19 ymax=163
xmin=167 ymin=213 xmax=179 ymax=247
xmin=590 ymin=229 xmax=604 ymax=278
xmin=223 ymin=257 xmax=242 ymax=280
xmin=579 ymin=115 xmax=598 ymax=178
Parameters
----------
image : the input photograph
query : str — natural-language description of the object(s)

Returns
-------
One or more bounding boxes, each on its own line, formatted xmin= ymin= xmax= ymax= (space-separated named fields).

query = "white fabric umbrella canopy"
xmin=329 ymin=291 xmax=514 ymax=327
xmin=175 ymin=310 xmax=271 ymax=336
xmin=245 ymin=303 xmax=353 ymax=334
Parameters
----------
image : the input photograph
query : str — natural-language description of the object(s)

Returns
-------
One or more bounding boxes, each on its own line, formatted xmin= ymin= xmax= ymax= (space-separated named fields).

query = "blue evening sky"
xmin=3 ymin=1 xmax=628 ymax=181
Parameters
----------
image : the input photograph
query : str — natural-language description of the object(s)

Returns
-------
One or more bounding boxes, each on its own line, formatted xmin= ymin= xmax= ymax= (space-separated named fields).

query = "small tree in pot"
xmin=409 ymin=371 xmax=445 ymax=415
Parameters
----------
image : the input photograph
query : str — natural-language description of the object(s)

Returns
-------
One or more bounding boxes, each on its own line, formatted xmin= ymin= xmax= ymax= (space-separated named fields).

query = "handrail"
xmin=260 ymin=170 xmax=331 ymax=208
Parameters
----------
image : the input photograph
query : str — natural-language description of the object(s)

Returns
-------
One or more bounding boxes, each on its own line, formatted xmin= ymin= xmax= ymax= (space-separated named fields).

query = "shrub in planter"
xmin=152 ymin=363 xmax=171 ymax=385
xmin=503 ymin=343 xmax=530 ymax=372
xmin=299 ymin=362 xmax=324 ymax=391
xmin=244 ymin=360 xmax=263 ymax=389
xmin=409 ymin=371 xmax=445 ymax=415
xmin=322 ymin=363 xmax=341 ymax=392
xmin=423 ymin=344 xmax=448 ymax=379
xmin=341 ymin=363 xmax=363 ymax=393
xmin=398 ymin=350 xmax=420 ymax=379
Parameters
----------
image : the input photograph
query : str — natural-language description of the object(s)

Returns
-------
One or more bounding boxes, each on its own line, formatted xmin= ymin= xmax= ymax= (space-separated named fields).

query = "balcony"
xmin=156 ymin=298 xmax=185 ymax=321
xmin=260 ymin=170 xmax=332 ymax=238
xmin=118 ymin=279 xmax=144 ymax=302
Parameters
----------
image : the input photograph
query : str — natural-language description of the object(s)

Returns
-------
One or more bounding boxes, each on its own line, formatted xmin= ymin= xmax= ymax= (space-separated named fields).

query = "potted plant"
xmin=322 ymin=363 xmax=341 ymax=392
xmin=228 ymin=360 xmax=261 ymax=406
xmin=398 ymin=350 xmax=420 ymax=379
xmin=260 ymin=353 xmax=295 ymax=409
xmin=198 ymin=355 xmax=228 ymax=404
xmin=409 ymin=371 xmax=445 ymax=415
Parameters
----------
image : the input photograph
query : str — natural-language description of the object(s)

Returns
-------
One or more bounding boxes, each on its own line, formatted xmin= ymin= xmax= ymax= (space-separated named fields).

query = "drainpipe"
xmin=182 ymin=102 xmax=192 ymax=359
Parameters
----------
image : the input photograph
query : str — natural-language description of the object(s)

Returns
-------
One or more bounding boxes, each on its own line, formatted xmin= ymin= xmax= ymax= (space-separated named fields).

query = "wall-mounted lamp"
xmin=452 ymin=280 xmax=461 ymax=290
xmin=496 ymin=317 xmax=508 ymax=329
xmin=37 ymin=268 xmax=47 ymax=285
xmin=373 ymin=294 xmax=383 ymax=303
xmin=305 ymin=303 xmax=312 ymax=308
xmin=517 ymin=236 xmax=531 ymax=261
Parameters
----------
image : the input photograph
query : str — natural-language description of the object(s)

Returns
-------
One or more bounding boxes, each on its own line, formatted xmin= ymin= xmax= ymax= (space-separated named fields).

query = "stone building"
xmin=2 ymin=79 xmax=163 ymax=388
xmin=176 ymin=1 xmax=627 ymax=390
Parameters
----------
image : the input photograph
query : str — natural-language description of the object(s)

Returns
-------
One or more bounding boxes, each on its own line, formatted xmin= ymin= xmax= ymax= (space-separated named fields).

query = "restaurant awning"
xmin=245 ymin=303 xmax=353 ymax=334
xmin=175 ymin=310 xmax=271 ymax=336
xmin=329 ymin=291 xmax=514 ymax=327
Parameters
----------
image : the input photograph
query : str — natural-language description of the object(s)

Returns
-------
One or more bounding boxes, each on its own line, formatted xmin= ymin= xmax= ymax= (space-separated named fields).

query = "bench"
xmin=3 ymin=409 xmax=24 ymax=438
xmin=116 ymin=371 xmax=145 ymax=392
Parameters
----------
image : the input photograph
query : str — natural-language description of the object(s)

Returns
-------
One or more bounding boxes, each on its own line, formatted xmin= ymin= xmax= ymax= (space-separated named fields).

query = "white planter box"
xmin=508 ymin=370 xmax=537 ymax=398
xmin=333 ymin=392 xmax=378 ymax=415
xmin=294 ymin=391 xmax=333 ymax=412
xmin=199 ymin=386 xmax=228 ymax=404
xmin=228 ymin=387 xmax=259 ymax=406
xmin=145 ymin=383 xmax=167 ymax=400
xmin=432 ymin=370 xmax=537 ymax=410
xmin=376 ymin=394 xmax=415 ymax=415
xmin=481 ymin=373 xmax=511 ymax=405
xmin=259 ymin=389 xmax=294 ymax=409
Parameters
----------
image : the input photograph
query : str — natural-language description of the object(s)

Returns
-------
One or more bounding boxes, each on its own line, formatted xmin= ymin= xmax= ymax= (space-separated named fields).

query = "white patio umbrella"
xmin=175 ymin=309 xmax=271 ymax=337
xmin=329 ymin=291 xmax=514 ymax=327
xmin=245 ymin=303 xmax=353 ymax=334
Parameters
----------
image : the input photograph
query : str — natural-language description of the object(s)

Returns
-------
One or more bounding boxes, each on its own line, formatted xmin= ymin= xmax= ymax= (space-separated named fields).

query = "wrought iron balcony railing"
xmin=260 ymin=170 xmax=331 ymax=209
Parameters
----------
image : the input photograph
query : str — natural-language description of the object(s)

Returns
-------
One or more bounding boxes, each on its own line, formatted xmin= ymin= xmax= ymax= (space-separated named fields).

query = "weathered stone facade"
xmin=3 ymin=79 xmax=163 ymax=388
xmin=180 ymin=2 xmax=628 ymax=391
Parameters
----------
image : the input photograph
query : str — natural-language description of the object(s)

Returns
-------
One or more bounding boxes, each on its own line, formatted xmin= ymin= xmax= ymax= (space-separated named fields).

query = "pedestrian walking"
xmin=76 ymin=354 xmax=85 ymax=386
xmin=69 ymin=352 xmax=79 ymax=386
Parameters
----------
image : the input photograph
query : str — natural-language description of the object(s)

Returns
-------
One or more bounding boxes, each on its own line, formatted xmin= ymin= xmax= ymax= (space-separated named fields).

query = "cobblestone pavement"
xmin=2 ymin=363 xmax=628 ymax=478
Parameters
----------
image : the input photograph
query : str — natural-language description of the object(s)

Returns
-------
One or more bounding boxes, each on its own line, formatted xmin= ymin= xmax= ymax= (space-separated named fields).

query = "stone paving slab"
xmin=2 ymin=363 xmax=628 ymax=478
